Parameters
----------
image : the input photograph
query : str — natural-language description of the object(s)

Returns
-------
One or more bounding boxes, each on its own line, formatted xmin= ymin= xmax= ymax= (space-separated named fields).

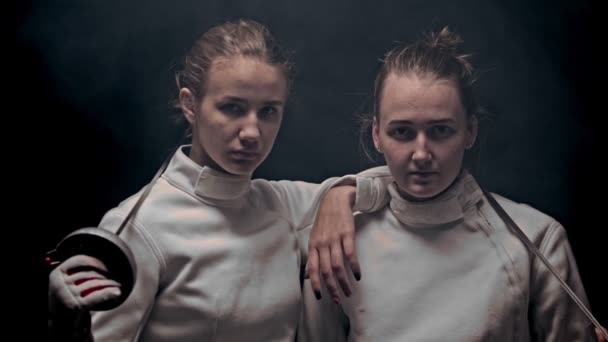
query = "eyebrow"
xmin=220 ymin=96 xmax=247 ymax=104
xmin=219 ymin=96 xmax=283 ymax=106
xmin=387 ymin=118 xmax=456 ymax=125
xmin=262 ymin=100 xmax=284 ymax=106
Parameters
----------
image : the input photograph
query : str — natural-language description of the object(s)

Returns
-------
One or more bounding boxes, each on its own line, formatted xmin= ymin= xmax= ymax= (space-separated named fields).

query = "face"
xmin=180 ymin=56 xmax=288 ymax=176
xmin=373 ymin=74 xmax=477 ymax=201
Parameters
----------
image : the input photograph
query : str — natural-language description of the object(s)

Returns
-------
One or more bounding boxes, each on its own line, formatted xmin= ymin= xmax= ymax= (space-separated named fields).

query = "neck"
xmin=187 ymin=143 xmax=252 ymax=177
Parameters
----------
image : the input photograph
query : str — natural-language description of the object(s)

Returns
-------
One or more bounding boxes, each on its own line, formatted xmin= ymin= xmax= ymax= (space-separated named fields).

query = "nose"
xmin=411 ymin=133 xmax=432 ymax=165
xmin=239 ymin=112 xmax=261 ymax=147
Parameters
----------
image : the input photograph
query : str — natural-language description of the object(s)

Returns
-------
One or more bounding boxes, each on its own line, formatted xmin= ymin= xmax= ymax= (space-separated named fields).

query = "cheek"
xmin=196 ymin=114 xmax=236 ymax=151
xmin=382 ymin=141 xmax=410 ymax=167
xmin=436 ymin=143 xmax=466 ymax=171
xmin=196 ymin=106 xmax=231 ymax=137
xmin=259 ymin=120 xmax=282 ymax=144
xmin=262 ymin=121 xmax=281 ymax=137
xmin=197 ymin=125 xmax=222 ymax=157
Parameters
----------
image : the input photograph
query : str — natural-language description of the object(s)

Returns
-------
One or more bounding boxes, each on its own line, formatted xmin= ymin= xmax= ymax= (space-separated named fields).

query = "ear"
xmin=179 ymin=88 xmax=197 ymax=125
xmin=372 ymin=116 xmax=382 ymax=153
xmin=466 ymin=115 xmax=478 ymax=149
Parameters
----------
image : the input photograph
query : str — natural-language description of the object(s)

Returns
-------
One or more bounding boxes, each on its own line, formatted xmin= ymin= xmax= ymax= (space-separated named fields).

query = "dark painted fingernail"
xmin=334 ymin=297 xmax=341 ymax=305
xmin=314 ymin=290 xmax=321 ymax=300
xmin=354 ymin=272 xmax=361 ymax=281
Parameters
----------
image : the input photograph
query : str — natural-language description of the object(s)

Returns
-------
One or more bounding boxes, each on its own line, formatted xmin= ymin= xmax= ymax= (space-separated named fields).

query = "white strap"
xmin=115 ymin=149 xmax=175 ymax=236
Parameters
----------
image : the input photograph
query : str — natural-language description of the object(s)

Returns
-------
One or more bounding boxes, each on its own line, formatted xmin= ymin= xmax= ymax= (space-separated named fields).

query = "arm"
xmin=306 ymin=166 xmax=392 ymax=302
xmin=529 ymin=221 xmax=597 ymax=341
xmin=48 ymin=255 xmax=119 ymax=342
xmin=269 ymin=166 xmax=391 ymax=300
xmin=269 ymin=166 xmax=392 ymax=232
xmin=305 ymin=186 xmax=357 ymax=304
xmin=47 ymin=209 xmax=163 ymax=342
xmin=89 ymin=212 xmax=163 ymax=342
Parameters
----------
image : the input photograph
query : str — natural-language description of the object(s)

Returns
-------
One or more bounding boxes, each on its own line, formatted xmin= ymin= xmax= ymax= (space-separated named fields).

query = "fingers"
xmin=49 ymin=255 xmax=120 ymax=311
xmin=66 ymin=270 xmax=111 ymax=285
xmin=70 ymin=271 xmax=121 ymax=306
xmin=307 ymin=249 xmax=322 ymax=300
xmin=319 ymin=247 xmax=340 ymax=304
xmin=78 ymin=280 xmax=122 ymax=307
xmin=68 ymin=272 xmax=121 ymax=292
xmin=308 ymin=198 xmax=361 ymax=303
xmin=331 ymin=241 xmax=351 ymax=299
xmin=309 ymin=230 xmax=361 ymax=303
xmin=60 ymin=255 xmax=109 ymax=274
xmin=341 ymin=231 xmax=361 ymax=281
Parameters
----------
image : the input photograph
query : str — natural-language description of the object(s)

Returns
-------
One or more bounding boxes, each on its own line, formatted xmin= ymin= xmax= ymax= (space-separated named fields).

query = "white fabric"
xmin=300 ymin=168 xmax=596 ymax=342
xmin=83 ymin=145 xmax=387 ymax=342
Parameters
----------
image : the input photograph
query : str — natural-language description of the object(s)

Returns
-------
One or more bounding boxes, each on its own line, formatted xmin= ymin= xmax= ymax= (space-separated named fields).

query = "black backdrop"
xmin=15 ymin=0 xmax=604 ymax=333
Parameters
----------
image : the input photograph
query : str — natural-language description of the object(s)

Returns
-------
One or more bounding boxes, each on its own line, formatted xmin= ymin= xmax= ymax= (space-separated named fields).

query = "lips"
xmin=230 ymin=151 xmax=260 ymax=161
xmin=408 ymin=171 xmax=437 ymax=177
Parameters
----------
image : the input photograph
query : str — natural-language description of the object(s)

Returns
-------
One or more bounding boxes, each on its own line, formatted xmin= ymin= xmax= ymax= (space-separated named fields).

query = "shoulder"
xmin=480 ymin=192 xmax=564 ymax=244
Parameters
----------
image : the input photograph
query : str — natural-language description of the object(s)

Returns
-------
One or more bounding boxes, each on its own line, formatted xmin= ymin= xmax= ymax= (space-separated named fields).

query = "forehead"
xmin=379 ymin=74 xmax=465 ymax=123
xmin=205 ymin=56 xmax=288 ymax=101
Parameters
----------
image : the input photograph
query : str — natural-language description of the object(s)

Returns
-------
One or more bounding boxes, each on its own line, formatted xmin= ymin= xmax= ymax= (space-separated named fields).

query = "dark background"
xmin=15 ymin=0 xmax=604 ymax=334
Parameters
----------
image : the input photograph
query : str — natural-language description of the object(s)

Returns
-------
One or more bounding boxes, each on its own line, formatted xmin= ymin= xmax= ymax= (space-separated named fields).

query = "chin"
xmin=409 ymin=191 xmax=438 ymax=201
xmin=223 ymin=161 xmax=259 ymax=176
xmin=399 ymin=183 xmax=442 ymax=201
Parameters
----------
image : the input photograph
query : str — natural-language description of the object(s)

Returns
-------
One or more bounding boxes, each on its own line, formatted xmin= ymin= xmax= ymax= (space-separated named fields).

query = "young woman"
xmin=47 ymin=19 xmax=388 ymax=342
xmin=301 ymin=27 xmax=601 ymax=342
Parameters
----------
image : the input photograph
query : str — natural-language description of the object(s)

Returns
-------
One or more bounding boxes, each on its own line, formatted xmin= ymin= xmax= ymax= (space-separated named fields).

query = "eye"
xmin=259 ymin=106 xmax=280 ymax=119
xmin=428 ymin=125 xmax=455 ymax=140
xmin=389 ymin=126 xmax=416 ymax=141
xmin=219 ymin=103 xmax=245 ymax=116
